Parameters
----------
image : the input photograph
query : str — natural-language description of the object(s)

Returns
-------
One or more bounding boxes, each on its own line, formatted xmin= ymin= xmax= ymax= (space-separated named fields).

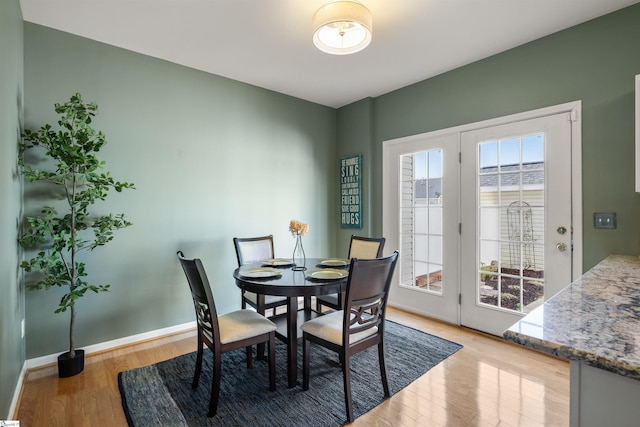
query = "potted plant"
xmin=18 ymin=93 xmax=135 ymax=377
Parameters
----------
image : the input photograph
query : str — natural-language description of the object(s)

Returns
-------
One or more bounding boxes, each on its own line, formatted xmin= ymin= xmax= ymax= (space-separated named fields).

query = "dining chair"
xmin=315 ymin=235 xmax=386 ymax=312
xmin=177 ymin=251 xmax=276 ymax=417
xmin=301 ymin=251 xmax=399 ymax=423
xmin=233 ymin=235 xmax=288 ymax=317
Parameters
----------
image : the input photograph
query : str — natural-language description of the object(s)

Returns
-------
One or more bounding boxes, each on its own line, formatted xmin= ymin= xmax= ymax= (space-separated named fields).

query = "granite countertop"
xmin=503 ymin=255 xmax=640 ymax=380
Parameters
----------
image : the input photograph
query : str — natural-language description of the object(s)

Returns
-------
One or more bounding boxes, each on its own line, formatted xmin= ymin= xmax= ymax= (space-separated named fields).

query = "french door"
xmin=383 ymin=102 xmax=581 ymax=336
xmin=382 ymin=131 xmax=459 ymax=324
xmin=460 ymin=111 xmax=576 ymax=335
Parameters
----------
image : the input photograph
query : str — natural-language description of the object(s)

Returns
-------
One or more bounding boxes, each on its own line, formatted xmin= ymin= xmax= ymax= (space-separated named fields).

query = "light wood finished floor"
xmin=14 ymin=307 xmax=569 ymax=426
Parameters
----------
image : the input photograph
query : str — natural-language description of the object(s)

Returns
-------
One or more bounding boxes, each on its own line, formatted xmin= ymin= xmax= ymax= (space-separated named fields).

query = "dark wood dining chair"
xmin=177 ymin=251 xmax=276 ymax=417
xmin=301 ymin=251 xmax=399 ymax=423
xmin=233 ymin=235 xmax=288 ymax=317
xmin=315 ymin=235 xmax=386 ymax=312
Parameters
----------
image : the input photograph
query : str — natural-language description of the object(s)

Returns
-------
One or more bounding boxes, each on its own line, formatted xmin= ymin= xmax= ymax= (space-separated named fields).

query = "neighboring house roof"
xmin=480 ymin=162 xmax=544 ymax=187
xmin=414 ymin=162 xmax=543 ymax=199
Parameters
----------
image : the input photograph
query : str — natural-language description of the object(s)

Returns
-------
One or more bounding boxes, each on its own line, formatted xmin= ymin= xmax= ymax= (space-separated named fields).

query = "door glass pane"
xmin=499 ymin=138 xmax=520 ymax=166
xmin=429 ymin=235 xmax=442 ymax=264
xmin=415 ymin=206 xmax=428 ymax=234
xmin=428 ymin=150 xmax=442 ymax=179
xmin=479 ymin=176 xmax=499 ymax=206
xmin=477 ymin=134 xmax=545 ymax=313
xmin=414 ymin=151 xmax=427 ymax=180
xmin=522 ymin=134 xmax=544 ymax=163
xmin=428 ymin=207 xmax=442 ymax=234
xmin=415 ymin=234 xmax=428 ymax=261
xmin=479 ymin=207 xmax=499 ymax=239
xmin=399 ymin=149 xmax=443 ymax=294
xmin=400 ymin=233 xmax=413 ymax=284
xmin=479 ymin=141 xmax=498 ymax=168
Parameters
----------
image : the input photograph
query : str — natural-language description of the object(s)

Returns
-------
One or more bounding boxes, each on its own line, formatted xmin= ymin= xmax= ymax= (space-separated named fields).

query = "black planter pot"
xmin=57 ymin=349 xmax=85 ymax=378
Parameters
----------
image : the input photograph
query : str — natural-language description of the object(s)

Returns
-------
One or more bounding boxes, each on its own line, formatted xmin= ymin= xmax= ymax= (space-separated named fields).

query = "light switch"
xmin=593 ymin=212 xmax=616 ymax=229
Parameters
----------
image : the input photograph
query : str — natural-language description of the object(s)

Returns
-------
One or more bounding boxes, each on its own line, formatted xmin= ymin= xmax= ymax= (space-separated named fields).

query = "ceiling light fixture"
xmin=312 ymin=0 xmax=372 ymax=55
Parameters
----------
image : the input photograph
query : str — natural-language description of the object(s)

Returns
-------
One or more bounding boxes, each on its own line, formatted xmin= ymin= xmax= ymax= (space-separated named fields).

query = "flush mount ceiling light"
xmin=312 ymin=0 xmax=372 ymax=55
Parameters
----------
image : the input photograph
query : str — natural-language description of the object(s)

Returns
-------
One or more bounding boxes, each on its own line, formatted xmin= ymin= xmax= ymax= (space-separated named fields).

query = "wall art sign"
xmin=340 ymin=154 xmax=362 ymax=228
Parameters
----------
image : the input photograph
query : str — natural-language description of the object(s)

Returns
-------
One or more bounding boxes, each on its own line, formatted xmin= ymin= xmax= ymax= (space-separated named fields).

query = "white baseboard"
xmin=25 ymin=320 xmax=197 ymax=370
xmin=7 ymin=361 xmax=26 ymax=420
xmin=6 ymin=321 xmax=196 ymax=419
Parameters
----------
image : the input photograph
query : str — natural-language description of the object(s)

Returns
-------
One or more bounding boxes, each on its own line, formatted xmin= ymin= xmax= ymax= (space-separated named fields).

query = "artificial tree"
xmin=19 ymin=93 xmax=135 ymax=377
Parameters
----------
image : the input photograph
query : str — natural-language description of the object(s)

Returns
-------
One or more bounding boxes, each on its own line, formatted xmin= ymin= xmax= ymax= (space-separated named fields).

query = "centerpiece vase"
xmin=292 ymin=234 xmax=306 ymax=271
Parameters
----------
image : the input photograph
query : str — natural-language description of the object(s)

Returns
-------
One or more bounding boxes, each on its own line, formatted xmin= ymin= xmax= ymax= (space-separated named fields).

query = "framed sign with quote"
xmin=340 ymin=154 xmax=362 ymax=228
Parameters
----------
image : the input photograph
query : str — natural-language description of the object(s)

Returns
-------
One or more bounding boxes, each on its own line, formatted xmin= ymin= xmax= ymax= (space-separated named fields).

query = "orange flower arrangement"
xmin=289 ymin=220 xmax=308 ymax=236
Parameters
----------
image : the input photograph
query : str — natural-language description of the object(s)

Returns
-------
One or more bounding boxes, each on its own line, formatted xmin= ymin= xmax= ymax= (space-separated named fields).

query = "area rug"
xmin=118 ymin=321 xmax=462 ymax=426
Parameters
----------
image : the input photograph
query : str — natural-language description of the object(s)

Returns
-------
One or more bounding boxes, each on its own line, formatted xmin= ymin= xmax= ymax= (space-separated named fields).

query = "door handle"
xmin=556 ymin=242 xmax=567 ymax=252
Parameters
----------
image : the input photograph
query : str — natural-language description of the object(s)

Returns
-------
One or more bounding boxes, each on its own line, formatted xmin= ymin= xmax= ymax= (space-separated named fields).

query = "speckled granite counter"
xmin=504 ymin=254 xmax=640 ymax=381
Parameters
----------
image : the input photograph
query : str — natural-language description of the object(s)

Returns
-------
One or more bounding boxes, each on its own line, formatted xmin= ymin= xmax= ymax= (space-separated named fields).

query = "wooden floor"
xmin=14 ymin=307 xmax=569 ymax=426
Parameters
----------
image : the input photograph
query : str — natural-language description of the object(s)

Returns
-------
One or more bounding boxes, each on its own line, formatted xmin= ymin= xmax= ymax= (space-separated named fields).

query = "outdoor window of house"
xmin=399 ymin=149 xmax=443 ymax=294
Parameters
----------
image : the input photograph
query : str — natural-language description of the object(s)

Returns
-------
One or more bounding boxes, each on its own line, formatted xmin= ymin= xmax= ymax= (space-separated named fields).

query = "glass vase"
xmin=292 ymin=234 xmax=306 ymax=271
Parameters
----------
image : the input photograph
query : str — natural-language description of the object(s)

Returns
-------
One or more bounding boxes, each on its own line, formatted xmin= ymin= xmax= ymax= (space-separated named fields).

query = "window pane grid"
xmin=399 ymin=149 xmax=443 ymax=294
xmin=477 ymin=134 xmax=545 ymax=314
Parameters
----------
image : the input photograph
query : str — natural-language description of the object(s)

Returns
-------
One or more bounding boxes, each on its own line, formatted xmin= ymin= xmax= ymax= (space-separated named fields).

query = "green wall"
xmin=336 ymin=97 xmax=378 ymax=252
xmin=22 ymin=23 xmax=337 ymax=359
xmin=340 ymin=3 xmax=640 ymax=271
xmin=4 ymin=1 xmax=640 ymax=416
xmin=0 ymin=0 xmax=24 ymax=418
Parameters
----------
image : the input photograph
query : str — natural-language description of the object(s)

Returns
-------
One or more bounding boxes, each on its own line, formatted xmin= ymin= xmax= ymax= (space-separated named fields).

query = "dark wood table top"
xmin=233 ymin=258 xmax=348 ymax=297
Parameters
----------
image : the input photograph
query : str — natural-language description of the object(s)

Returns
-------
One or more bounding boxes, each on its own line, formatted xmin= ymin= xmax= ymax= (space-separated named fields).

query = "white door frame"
xmin=383 ymin=101 xmax=582 ymax=325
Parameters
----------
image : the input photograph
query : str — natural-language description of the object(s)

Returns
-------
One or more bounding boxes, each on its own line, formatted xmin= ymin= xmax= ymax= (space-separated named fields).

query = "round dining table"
xmin=233 ymin=258 xmax=349 ymax=388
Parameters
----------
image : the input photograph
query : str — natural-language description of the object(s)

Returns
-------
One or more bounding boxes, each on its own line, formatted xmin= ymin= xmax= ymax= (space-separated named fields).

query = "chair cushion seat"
xmin=244 ymin=291 xmax=287 ymax=305
xmin=218 ymin=310 xmax=277 ymax=344
xmin=300 ymin=310 xmax=377 ymax=346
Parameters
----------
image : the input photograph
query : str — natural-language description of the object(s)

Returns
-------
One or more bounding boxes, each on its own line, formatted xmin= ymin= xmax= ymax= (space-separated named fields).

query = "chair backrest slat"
xmin=343 ymin=251 xmax=399 ymax=341
xmin=177 ymin=251 xmax=220 ymax=344
xmin=348 ymin=235 xmax=385 ymax=259
xmin=233 ymin=235 xmax=275 ymax=266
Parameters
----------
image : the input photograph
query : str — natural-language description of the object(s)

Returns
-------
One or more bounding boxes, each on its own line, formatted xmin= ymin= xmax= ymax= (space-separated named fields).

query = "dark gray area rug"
xmin=118 ymin=320 xmax=462 ymax=426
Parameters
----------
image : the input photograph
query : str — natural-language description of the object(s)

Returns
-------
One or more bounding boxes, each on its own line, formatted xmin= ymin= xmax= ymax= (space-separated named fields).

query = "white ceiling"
xmin=19 ymin=0 xmax=640 ymax=108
